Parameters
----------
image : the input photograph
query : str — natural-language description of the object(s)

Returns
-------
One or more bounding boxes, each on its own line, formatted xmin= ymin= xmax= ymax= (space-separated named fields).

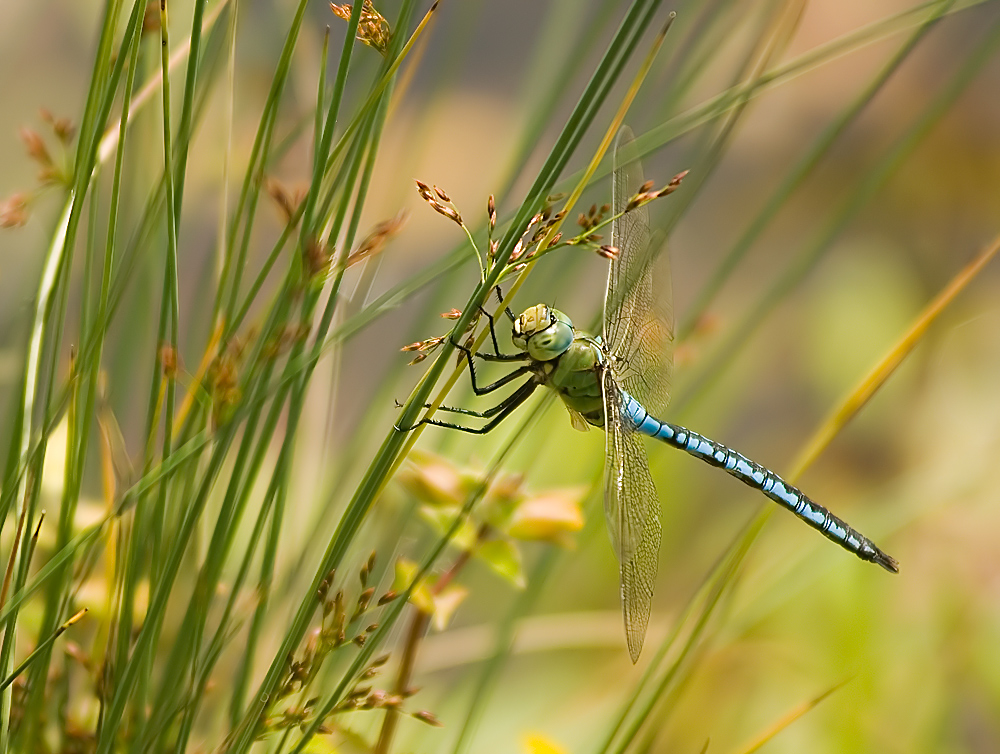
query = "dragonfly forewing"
xmin=606 ymin=126 xmax=673 ymax=420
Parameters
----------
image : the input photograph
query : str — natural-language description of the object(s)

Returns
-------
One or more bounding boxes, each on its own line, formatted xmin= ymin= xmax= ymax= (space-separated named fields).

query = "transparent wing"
xmin=602 ymin=370 xmax=661 ymax=663
xmin=601 ymin=126 xmax=671 ymax=661
xmin=604 ymin=126 xmax=673 ymax=418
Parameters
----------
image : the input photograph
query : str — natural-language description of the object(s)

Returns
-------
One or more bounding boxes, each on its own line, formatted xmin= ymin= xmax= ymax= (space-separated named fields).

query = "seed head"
xmin=509 ymin=239 xmax=524 ymax=263
xmin=415 ymin=180 xmax=465 ymax=228
xmin=412 ymin=710 xmax=443 ymax=727
xmin=20 ymin=127 xmax=50 ymax=167
xmin=263 ymin=176 xmax=304 ymax=227
xmin=330 ymin=1 xmax=392 ymax=56
xmin=303 ymin=237 xmax=335 ymax=279
xmin=159 ymin=344 xmax=179 ymax=378
xmin=658 ymin=169 xmax=689 ymax=196
xmin=0 ymin=194 xmax=29 ymax=228
xmin=39 ymin=108 xmax=75 ymax=143
xmin=345 ymin=211 xmax=407 ymax=268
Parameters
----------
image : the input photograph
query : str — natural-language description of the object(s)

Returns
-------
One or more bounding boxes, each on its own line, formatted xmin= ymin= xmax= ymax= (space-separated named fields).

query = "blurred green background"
xmin=2 ymin=1 xmax=1000 ymax=752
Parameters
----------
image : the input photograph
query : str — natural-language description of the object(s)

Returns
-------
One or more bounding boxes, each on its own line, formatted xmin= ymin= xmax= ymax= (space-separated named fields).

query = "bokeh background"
xmin=2 ymin=0 xmax=1000 ymax=752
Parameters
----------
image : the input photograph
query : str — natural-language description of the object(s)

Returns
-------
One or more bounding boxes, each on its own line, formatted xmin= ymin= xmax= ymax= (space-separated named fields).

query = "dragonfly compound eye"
xmin=527 ymin=307 xmax=574 ymax=361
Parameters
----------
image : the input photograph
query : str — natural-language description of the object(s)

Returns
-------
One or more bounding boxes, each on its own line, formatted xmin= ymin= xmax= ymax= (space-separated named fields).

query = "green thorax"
xmin=543 ymin=334 xmax=605 ymax=426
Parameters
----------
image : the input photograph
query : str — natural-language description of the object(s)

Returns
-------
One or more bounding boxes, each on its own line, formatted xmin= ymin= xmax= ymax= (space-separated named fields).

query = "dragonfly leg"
xmin=397 ymin=379 xmax=537 ymax=435
xmin=451 ymin=332 xmax=526 ymax=363
xmin=494 ymin=285 xmax=516 ymax=323
xmin=454 ymin=349 xmax=533 ymax=396
xmin=414 ymin=403 xmax=502 ymax=418
xmin=450 ymin=285 xmax=522 ymax=361
xmin=478 ymin=303 xmax=505 ymax=356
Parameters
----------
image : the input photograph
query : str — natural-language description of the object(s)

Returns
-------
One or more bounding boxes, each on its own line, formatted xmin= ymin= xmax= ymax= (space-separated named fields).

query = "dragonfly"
xmin=405 ymin=126 xmax=898 ymax=662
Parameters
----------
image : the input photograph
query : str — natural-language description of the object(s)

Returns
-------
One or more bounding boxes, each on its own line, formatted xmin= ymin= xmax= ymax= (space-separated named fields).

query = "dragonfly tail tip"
xmin=876 ymin=552 xmax=899 ymax=574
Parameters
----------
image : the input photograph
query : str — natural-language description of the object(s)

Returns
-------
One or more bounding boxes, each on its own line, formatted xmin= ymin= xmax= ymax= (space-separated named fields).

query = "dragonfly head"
xmin=511 ymin=304 xmax=574 ymax=361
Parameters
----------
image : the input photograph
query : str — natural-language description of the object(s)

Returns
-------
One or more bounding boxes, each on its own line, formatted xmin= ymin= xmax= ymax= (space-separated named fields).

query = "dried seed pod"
xmin=377 ymin=590 xmax=399 ymax=605
xmin=330 ymin=1 xmax=392 ymax=56
xmin=345 ymin=211 xmax=407 ymax=268
xmin=412 ymin=710 xmax=443 ymax=727
xmin=0 ymin=194 xmax=29 ymax=228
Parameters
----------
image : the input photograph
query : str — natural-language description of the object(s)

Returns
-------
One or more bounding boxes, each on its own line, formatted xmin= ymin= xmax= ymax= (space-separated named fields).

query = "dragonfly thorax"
xmin=511 ymin=304 xmax=575 ymax=361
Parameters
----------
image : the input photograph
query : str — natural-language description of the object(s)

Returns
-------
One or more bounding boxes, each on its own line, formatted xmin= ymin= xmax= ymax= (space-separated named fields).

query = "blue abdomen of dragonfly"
xmin=616 ymin=390 xmax=897 ymax=572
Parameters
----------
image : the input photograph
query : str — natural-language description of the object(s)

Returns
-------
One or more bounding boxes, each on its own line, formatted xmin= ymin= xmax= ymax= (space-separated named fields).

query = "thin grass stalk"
xmin=93 ymin=420 xmax=242 ymax=753
xmin=0 ymin=609 xmax=88 ymax=696
xmin=678 ymin=0 xmax=957 ymax=339
xmin=227 ymin=433 xmax=294 ymax=726
xmin=598 ymin=516 xmax=765 ymax=754
xmin=501 ymin=0 xmax=620 ymax=191
xmin=673 ymin=13 xmax=1000 ymax=418
xmin=0 ymin=168 xmax=77 ymax=746
xmin=451 ymin=547 xmax=561 ymax=754
xmin=639 ymin=0 xmax=804 ymax=250
xmin=631 ymin=0 xmax=984 ymax=170
xmin=89 ymin=0 xmax=145 ymax=692
xmin=171 ymin=0 xmax=209 ymax=217
xmin=169 ymin=392 xmax=305 ymax=754
xmin=229 ymin=218 xmax=300 ymax=338
xmin=154 ymin=0 xmax=182 ymax=603
xmin=143 ymin=55 xmax=379 ymax=727
xmin=287 ymin=393 xmax=554 ymax=754
xmin=99 ymin=7 xmax=186 ymax=741
xmin=595 ymin=16 xmax=1000 ymax=747
xmin=314 ymin=1 xmax=437 ymax=209
xmin=212 ymin=16 xmax=326 ymax=700
xmin=314 ymin=89 xmax=397 ymax=334
xmin=219 ymin=0 xmax=309 ymax=323
xmin=298 ymin=0 xmax=364 ymax=247
xmin=139 ymin=317 xmax=301 ymax=742
xmin=400 ymin=2 xmax=667 ymax=471
xmin=224 ymin=5 xmax=661 ymax=750
xmin=302 ymin=0 xmax=984 ymax=372
xmin=734 ymin=680 xmax=849 ymax=754
xmin=652 ymin=0 xmax=742 ymax=120
xmin=791 ymin=229 xmax=1000 ymax=479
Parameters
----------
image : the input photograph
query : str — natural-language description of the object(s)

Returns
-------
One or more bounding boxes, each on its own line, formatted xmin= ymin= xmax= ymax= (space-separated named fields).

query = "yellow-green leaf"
xmin=477 ymin=539 xmax=525 ymax=588
xmin=507 ymin=487 xmax=586 ymax=546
